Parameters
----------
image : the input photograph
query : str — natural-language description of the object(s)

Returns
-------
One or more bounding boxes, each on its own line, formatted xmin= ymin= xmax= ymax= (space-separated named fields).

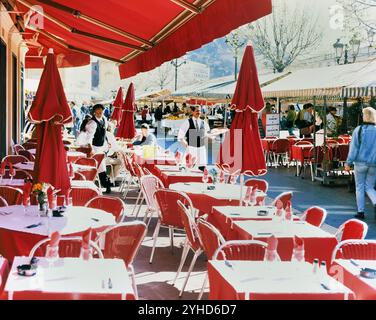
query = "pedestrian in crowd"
xmin=164 ymin=104 xmax=172 ymax=115
xmin=296 ymin=103 xmax=314 ymax=138
xmin=154 ymin=104 xmax=164 ymax=133
xmin=173 ymin=102 xmax=180 ymax=114
xmin=286 ymin=105 xmax=296 ymax=136
xmin=345 ymin=107 xmax=376 ymax=220
xmin=182 ymin=102 xmax=190 ymax=115
xmin=141 ymin=105 xmax=149 ymax=124
xmin=326 ymin=106 xmax=341 ymax=137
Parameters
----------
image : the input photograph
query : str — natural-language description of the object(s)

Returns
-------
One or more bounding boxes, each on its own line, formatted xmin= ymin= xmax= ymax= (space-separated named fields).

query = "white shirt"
xmin=177 ymin=117 xmax=210 ymax=143
xmin=86 ymin=116 xmax=108 ymax=146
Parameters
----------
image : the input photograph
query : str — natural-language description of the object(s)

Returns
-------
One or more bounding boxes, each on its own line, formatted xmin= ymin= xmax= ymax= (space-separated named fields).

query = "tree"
xmin=153 ymin=63 xmax=173 ymax=90
xmin=245 ymin=0 xmax=323 ymax=73
xmin=225 ymin=30 xmax=248 ymax=80
xmin=337 ymin=0 xmax=376 ymax=48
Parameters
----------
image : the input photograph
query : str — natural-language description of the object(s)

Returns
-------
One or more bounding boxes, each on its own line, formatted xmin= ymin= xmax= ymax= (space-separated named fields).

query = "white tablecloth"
xmin=169 ymin=182 xmax=265 ymax=200
xmin=5 ymin=257 xmax=134 ymax=299
xmin=232 ymin=220 xmax=333 ymax=238
xmin=13 ymin=162 xmax=34 ymax=171
xmin=212 ymin=206 xmax=278 ymax=221
xmin=0 ymin=205 xmax=115 ymax=236
xmin=161 ymin=119 xmax=187 ymax=133
xmin=0 ymin=179 xmax=25 ymax=187
xmin=209 ymin=261 xmax=353 ymax=299
xmin=335 ymin=259 xmax=376 ymax=290
xmin=154 ymin=165 xmax=202 ymax=173
xmin=28 ymin=149 xmax=86 ymax=159
xmin=0 ymin=179 xmax=98 ymax=191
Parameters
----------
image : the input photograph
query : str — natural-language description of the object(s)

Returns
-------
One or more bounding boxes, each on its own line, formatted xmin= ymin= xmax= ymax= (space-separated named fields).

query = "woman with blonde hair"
xmin=345 ymin=107 xmax=376 ymax=219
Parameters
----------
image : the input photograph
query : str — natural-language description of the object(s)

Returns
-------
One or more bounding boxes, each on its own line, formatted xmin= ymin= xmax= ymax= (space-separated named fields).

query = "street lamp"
xmin=367 ymin=29 xmax=375 ymax=55
xmin=349 ymin=36 xmax=361 ymax=63
xmin=171 ymin=57 xmax=187 ymax=91
xmin=333 ymin=37 xmax=360 ymax=65
xmin=333 ymin=38 xmax=344 ymax=64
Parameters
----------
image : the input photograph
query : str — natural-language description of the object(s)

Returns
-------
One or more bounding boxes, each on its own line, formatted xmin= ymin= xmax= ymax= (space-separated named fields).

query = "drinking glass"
xmin=45 ymin=244 xmax=59 ymax=264
xmin=80 ymin=247 xmax=93 ymax=261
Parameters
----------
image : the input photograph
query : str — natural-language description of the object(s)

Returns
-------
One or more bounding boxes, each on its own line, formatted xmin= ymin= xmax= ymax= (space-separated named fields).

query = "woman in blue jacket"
xmin=345 ymin=107 xmax=376 ymax=220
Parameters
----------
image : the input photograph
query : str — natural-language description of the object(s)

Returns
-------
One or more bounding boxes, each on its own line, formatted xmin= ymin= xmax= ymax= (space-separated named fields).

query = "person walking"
xmin=286 ymin=105 xmax=296 ymax=136
xmin=345 ymin=107 xmax=376 ymax=220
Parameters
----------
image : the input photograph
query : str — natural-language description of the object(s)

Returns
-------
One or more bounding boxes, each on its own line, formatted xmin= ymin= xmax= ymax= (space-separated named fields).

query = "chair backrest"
xmin=85 ymin=196 xmax=125 ymax=222
xmin=132 ymin=162 xmax=145 ymax=179
xmin=71 ymin=188 xmax=101 ymax=206
xmin=0 ymin=186 xmax=23 ymax=205
xmin=78 ymin=168 xmax=98 ymax=181
xmin=95 ymin=221 xmax=147 ymax=267
xmin=2 ymin=155 xmax=29 ymax=165
xmin=301 ymin=206 xmax=327 ymax=227
xmin=29 ymin=236 xmax=103 ymax=258
xmin=271 ymin=138 xmax=290 ymax=153
xmin=336 ymin=219 xmax=368 ymax=242
xmin=294 ymin=141 xmax=313 ymax=146
xmin=197 ymin=218 xmax=226 ymax=259
xmin=264 ymin=136 xmax=277 ymax=139
xmin=91 ymin=153 xmax=105 ymax=169
xmin=177 ymin=200 xmax=202 ymax=252
xmin=17 ymin=150 xmax=35 ymax=161
xmin=22 ymin=142 xmax=37 ymax=150
xmin=270 ymin=191 xmax=293 ymax=209
xmin=244 ymin=178 xmax=269 ymax=193
xmin=2 ymin=169 xmax=33 ymax=180
xmin=140 ymin=175 xmax=164 ymax=210
xmin=154 ymin=189 xmax=194 ymax=229
xmin=213 ymin=240 xmax=269 ymax=261
xmin=331 ymin=239 xmax=376 ymax=262
xmin=73 ymin=172 xmax=86 ymax=181
xmin=13 ymin=144 xmax=25 ymax=154
xmin=75 ymin=157 xmax=97 ymax=168
xmin=308 ymin=146 xmax=324 ymax=163
xmin=0 ymin=196 xmax=8 ymax=207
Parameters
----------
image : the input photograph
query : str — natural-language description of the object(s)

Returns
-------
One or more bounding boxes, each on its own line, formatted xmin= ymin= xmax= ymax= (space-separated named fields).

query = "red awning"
xmin=15 ymin=0 xmax=271 ymax=76
xmin=24 ymin=31 xmax=90 ymax=68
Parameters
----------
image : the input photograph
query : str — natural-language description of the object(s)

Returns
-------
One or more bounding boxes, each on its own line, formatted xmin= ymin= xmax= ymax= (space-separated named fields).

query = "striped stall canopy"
xmin=341 ymin=86 xmax=376 ymax=98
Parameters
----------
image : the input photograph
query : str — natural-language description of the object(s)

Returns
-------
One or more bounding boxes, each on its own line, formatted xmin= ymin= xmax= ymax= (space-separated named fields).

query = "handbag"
xmin=300 ymin=125 xmax=312 ymax=136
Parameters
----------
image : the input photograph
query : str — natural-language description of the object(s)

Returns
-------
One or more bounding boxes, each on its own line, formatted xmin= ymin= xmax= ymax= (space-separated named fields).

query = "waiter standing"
xmin=178 ymin=106 xmax=212 ymax=170
xmin=85 ymin=104 xmax=112 ymax=194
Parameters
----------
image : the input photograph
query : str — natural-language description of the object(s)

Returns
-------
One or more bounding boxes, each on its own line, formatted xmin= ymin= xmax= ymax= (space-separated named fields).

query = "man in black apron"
xmin=86 ymin=104 xmax=112 ymax=194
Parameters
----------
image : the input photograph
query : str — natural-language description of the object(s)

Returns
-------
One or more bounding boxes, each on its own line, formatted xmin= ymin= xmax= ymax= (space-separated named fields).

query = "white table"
xmin=0 ymin=205 xmax=115 ymax=236
xmin=13 ymin=162 xmax=34 ymax=171
xmin=155 ymin=165 xmax=202 ymax=173
xmin=5 ymin=257 xmax=135 ymax=300
xmin=208 ymin=261 xmax=353 ymax=300
xmin=29 ymin=149 xmax=86 ymax=158
xmin=169 ymin=182 xmax=265 ymax=201
xmin=0 ymin=179 xmax=25 ymax=187
xmin=161 ymin=118 xmax=187 ymax=135
xmin=0 ymin=179 xmax=98 ymax=191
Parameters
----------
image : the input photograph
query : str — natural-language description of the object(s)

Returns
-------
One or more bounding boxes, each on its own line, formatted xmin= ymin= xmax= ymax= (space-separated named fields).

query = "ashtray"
xmin=207 ymin=185 xmax=216 ymax=190
xmin=52 ymin=210 xmax=64 ymax=217
xmin=17 ymin=264 xmax=37 ymax=277
xmin=257 ymin=210 xmax=268 ymax=216
xmin=360 ymin=267 xmax=376 ymax=279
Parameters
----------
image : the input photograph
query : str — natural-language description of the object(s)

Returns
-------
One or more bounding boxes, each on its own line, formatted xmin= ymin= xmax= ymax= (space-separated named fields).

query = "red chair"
xmin=75 ymin=157 xmax=97 ymax=168
xmin=17 ymin=150 xmax=35 ymax=162
xmin=270 ymin=138 xmax=290 ymax=167
xmin=270 ymin=191 xmax=293 ymax=209
xmin=22 ymin=142 xmax=37 ymax=150
xmin=0 ymin=186 xmax=23 ymax=205
xmin=85 ymin=196 xmax=126 ymax=222
xmin=0 ymin=196 xmax=8 ymax=207
xmin=29 ymin=236 xmax=103 ymax=259
xmin=95 ymin=221 xmax=147 ymax=299
xmin=301 ymin=206 xmax=327 ymax=227
xmin=149 ymin=189 xmax=194 ymax=264
xmin=335 ymin=219 xmax=368 ymax=242
xmin=73 ymin=172 xmax=86 ymax=181
xmin=244 ymin=178 xmax=269 ymax=193
xmin=175 ymin=200 xmax=204 ymax=297
xmin=213 ymin=240 xmax=269 ymax=261
xmin=78 ymin=168 xmax=98 ymax=181
xmin=91 ymin=153 xmax=105 ymax=169
xmin=71 ymin=188 xmax=101 ymax=206
xmin=2 ymin=169 xmax=33 ymax=180
xmin=13 ymin=144 xmax=25 ymax=154
xmin=2 ymin=155 xmax=29 ymax=165
xmin=331 ymin=240 xmax=376 ymax=262
xmin=294 ymin=141 xmax=313 ymax=146
xmin=196 ymin=218 xmax=226 ymax=300
xmin=0 ymin=258 xmax=9 ymax=298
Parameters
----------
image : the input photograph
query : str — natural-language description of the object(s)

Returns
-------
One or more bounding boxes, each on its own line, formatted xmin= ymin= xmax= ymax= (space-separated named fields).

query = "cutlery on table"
xmin=224 ymin=260 xmax=233 ymax=268
xmin=350 ymin=259 xmax=360 ymax=267
xmin=91 ymin=218 xmax=100 ymax=222
xmin=25 ymin=222 xmax=43 ymax=229
xmin=320 ymin=283 xmax=331 ymax=291
xmin=108 ymin=278 xmax=113 ymax=289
